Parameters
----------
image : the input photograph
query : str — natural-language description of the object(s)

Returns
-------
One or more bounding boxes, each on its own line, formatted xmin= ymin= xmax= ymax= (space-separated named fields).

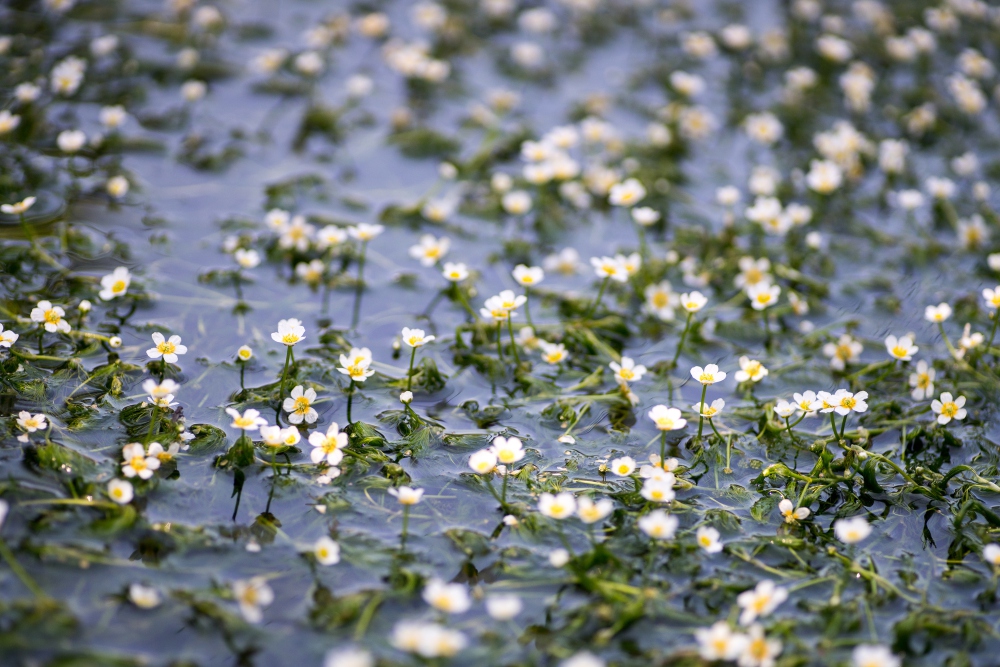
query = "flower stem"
xmin=347 ymin=379 xmax=355 ymax=424
xmin=670 ymin=311 xmax=694 ymax=368
xmin=524 ymin=292 xmax=534 ymax=327
xmin=585 ymin=276 xmax=610 ymax=320
xmin=501 ymin=469 xmax=509 ymax=505
xmin=495 ymin=322 xmax=505 ymax=363
xmin=659 ymin=430 xmax=667 ymax=465
xmin=147 ymin=405 xmax=160 ymax=441
xmin=0 ymin=538 xmax=45 ymax=598
xmin=696 ymin=383 xmax=708 ymax=441
xmin=507 ymin=317 xmax=521 ymax=367
xmin=279 ymin=345 xmax=293 ymax=403
xmin=406 ymin=346 xmax=417 ymax=392
xmin=401 ymin=505 xmax=410 ymax=549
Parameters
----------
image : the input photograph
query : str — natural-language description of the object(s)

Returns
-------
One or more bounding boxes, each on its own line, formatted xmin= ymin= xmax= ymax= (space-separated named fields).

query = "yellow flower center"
xmin=130 ymin=455 xmax=147 ymax=471
xmin=941 ymin=402 xmax=957 ymax=417
xmin=837 ymin=343 xmax=853 ymax=359
xmin=282 ymin=333 xmax=299 ymax=344
xmin=745 ymin=268 xmax=763 ymax=284
xmin=112 ymin=280 xmax=127 ymax=293
xmin=699 ymin=372 xmax=714 ymax=383
xmin=617 ymin=464 xmax=631 ymax=474
xmin=916 ymin=374 xmax=931 ymax=389
xmin=652 ymin=292 xmax=669 ymax=308
xmin=293 ymin=397 xmax=311 ymax=414
xmin=44 ymin=310 xmax=61 ymax=324
xmin=841 ymin=397 xmax=856 ymax=409
xmin=891 ymin=345 xmax=908 ymax=357
xmin=618 ymin=368 xmax=635 ymax=380
xmin=744 ymin=361 xmax=761 ymax=376
xmin=749 ymin=638 xmax=767 ymax=658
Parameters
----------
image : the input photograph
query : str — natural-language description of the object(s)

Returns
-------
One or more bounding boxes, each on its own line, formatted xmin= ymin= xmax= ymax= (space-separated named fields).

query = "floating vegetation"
xmin=3 ymin=0 xmax=1000 ymax=666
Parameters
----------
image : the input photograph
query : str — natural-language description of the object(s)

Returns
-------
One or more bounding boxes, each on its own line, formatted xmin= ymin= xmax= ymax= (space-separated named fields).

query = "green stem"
xmin=147 ymin=405 xmax=160 ymax=441
xmin=501 ymin=469 xmax=509 ymax=505
xmin=659 ymin=430 xmax=666 ymax=466
xmin=507 ymin=317 xmax=521 ymax=367
xmin=696 ymin=383 xmax=708 ymax=441
xmin=347 ymin=379 xmax=355 ymax=424
xmin=0 ymin=538 xmax=45 ymax=599
xmin=670 ymin=311 xmax=694 ymax=368
xmin=585 ymin=276 xmax=610 ymax=320
xmin=406 ymin=346 xmax=417 ymax=392
xmin=524 ymin=292 xmax=533 ymax=327
xmin=496 ymin=322 xmax=505 ymax=363
xmin=279 ymin=345 xmax=293 ymax=404
xmin=401 ymin=505 xmax=410 ymax=549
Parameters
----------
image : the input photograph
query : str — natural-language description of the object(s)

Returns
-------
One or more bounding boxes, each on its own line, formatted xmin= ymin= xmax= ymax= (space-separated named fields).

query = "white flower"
xmin=644 ymin=281 xmax=677 ymax=321
xmin=16 ymin=411 xmax=47 ymax=434
xmin=695 ymin=621 xmax=747 ymax=661
xmin=338 ymin=348 xmax=375 ymax=382
xmin=931 ymin=392 xmax=967 ymax=425
xmin=548 ymin=548 xmax=570 ymax=567
xmin=744 ymin=112 xmax=783 ymax=145
xmin=272 ymin=318 xmax=305 ymax=346
xmin=735 ymin=257 xmax=771 ymax=290
xmin=388 ymin=486 xmax=424 ymax=505
xmin=561 ymin=652 xmax=605 ymax=667
xmin=696 ymin=525 xmax=723 ymax=553
xmin=486 ymin=595 xmax=522 ymax=620
xmin=469 ymin=449 xmax=498 ymax=474
xmin=693 ymin=399 xmax=725 ymax=419
xmin=227 ymin=408 xmax=267 ymax=431
xmin=324 ymin=648 xmax=373 ymax=667
xmin=1 ymin=196 xmax=36 ymax=215
xmin=233 ymin=577 xmax=274 ymax=624
xmin=401 ymin=327 xmax=435 ymax=347
xmin=610 ymin=357 xmax=646 ymax=384
xmin=121 ymin=443 xmax=161 ymax=479
xmin=409 ymin=234 xmax=450 ymax=265
xmin=309 ymin=423 xmax=348 ymax=465
xmin=609 ymin=456 xmax=636 ymax=476
xmin=906 ymin=360 xmax=935 ymax=400
xmin=502 ymin=190 xmax=533 ymax=215
xmin=30 ymin=301 xmax=71 ymax=333
xmin=0 ymin=110 xmax=21 ymax=135
xmin=747 ymin=283 xmax=781 ymax=310
xmin=146 ymin=332 xmax=187 ymax=364
xmin=631 ymin=207 xmax=661 ymax=226
xmin=313 ymin=536 xmax=340 ymax=565
xmin=539 ymin=341 xmax=568 ymax=364
xmin=806 ymin=159 xmax=843 ymax=194
xmin=98 ymin=267 xmax=132 ymax=301
xmin=734 ymin=357 xmax=768 ymax=383
xmin=57 ymin=129 xmax=86 ymax=153
xmin=638 ymin=510 xmax=679 ymax=540
xmin=0 ymin=324 xmax=16 ymax=348
xmin=590 ymin=256 xmax=629 ymax=283
xmin=512 ymin=265 xmax=544 ymax=286
xmin=884 ymin=335 xmax=918 ymax=361
xmin=608 ymin=178 xmax=646 ymax=207
xmin=234 ymin=249 xmax=260 ymax=270
xmin=544 ymin=248 xmax=581 ymax=275
xmin=399 ymin=391 xmax=414 ymax=404
xmin=739 ymin=624 xmax=783 ymax=667
xmin=423 ymin=579 xmax=470 ymax=614
xmin=142 ymin=379 xmax=179 ymax=401
xmin=924 ymin=302 xmax=952 ymax=323
xmin=852 ymin=645 xmax=900 ymax=667
xmin=577 ymin=497 xmax=613 ymax=524
xmin=538 ymin=492 xmax=576 ymax=519
xmin=236 ymin=345 xmax=253 ymax=362
xmin=442 ymin=262 xmax=469 ymax=281
xmin=680 ymin=291 xmax=708 ymax=313
xmin=691 ymin=364 xmax=726 ymax=385
xmin=641 ymin=478 xmax=676 ymax=503
xmin=107 ymin=176 xmax=129 ymax=199
xmin=823 ymin=334 xmax=862 ymax=371
xmin=129 ymin=583 xmax=161 ymax=609
xmin=736 ymin=580 xmax=787 ymax=625
xmin=348 ymin=223 xmax=384 ymax=242
xmin=108 ymin=479 xmax=134 ymax=504
xmin=648 ymin=405 xmax=687 ymax=431
xmin=834 ymin=516 xmax=872 ymax=544
xmin=283 ymin=385 xmax=319 ymax=424
xmin=490 ymin=436 xmax=525 ymax=465
xmin=982 ymin=544 xmax=1000 ymax=567
xmin=778 ymin=498 xmax=810 ymax=523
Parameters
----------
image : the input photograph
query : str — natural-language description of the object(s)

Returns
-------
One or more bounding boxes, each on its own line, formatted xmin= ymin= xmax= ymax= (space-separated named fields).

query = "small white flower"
xmin=441 ymin=262 xmax=469 ymax=282
xmin=388 ymin=486 xmax=424 ymax=505
xmin=232 ymin=577 xmax=274 ymax=624
xmin=609 ymin=456 xmax=636 ymax=477
xmin=16 ymin=411 xmax=47 ymax=433
xmin=648 ymin=405 xmax=687 ymax=430
xmin=309 ymin=423 xmax=348 ymax=465
xmin=823 ymin=334 xmax=863 ymax=371
xmin=638 ymin=510 xmax=679 ymax=540
xmin=680 ymin=291 xmax=708 ymax=313
xmin=408 ymin=234 xmax=450 ymax=265
xmin=129 ymin=583 xmax=161 ymax=609
xmin=108 ymin=479 xmax=134 ymax=504
xmin=852 ymin=645 xmax=900 ymax=667
xmin=313 ymin=536 xmax=341 ymax=565
xmin=695 ymin=621 xmax=746 ymax=661
xmin=641 ymin=478 xmax=676 ymax=503
xmin=610 ymin=357 xmax=646 ymax=384
xmin=512 ymin=265 xmax=544 ymax=286
xmin=423 ymin=579 xmax=471 ymax=614
xmin=693 ymin=399 xmax=725 ymax=419
xmin=30 ymin=301 xmax=71 ymax=333
xmin=490 ymin=436 xmax=525 ymax=465
xmin=924 ymin=302 xmax=952 ymax=323
xmin=736 ymin=580 xmax=787 ymax=625
xmin=401 ymin=327 xmax=435 ymax=347
xmin=577 ymin=497 xmax=613 ymax=524
xmin=747 ymin=283 xmax=781 ymax=310
xmin=121 ymin=443 xmax=161 ymax=479
xmin=146 ymin=332 xmax=187 ymax=364
xmin=469 ymin=449 xmax=498 ymax=474
xmin=734 ymin=357 xmax=768 ymax=383
xmin=538 ymin=492 xmax=576 ymax=519
xmin=485 ymin=594 xmax=522 ymax=620
xmin=691 ymin=364 xmax=726 ymax=385
xmin=696 ymin=525 xmax=723 ymax=553
xmin=283 ymin=385 xmax=318 ymax=424
xmin=931 ymin=392 xmax=967 ymax=425
xmin=778 ymin=498 xmax=810 ymax=523
xmin=226 ymin=408 xmax=267 ymax=432
xmin=834 ymin=516 xmax=872 ymax=544
xmin=885 ymin=335 xmax=918 ymax=361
